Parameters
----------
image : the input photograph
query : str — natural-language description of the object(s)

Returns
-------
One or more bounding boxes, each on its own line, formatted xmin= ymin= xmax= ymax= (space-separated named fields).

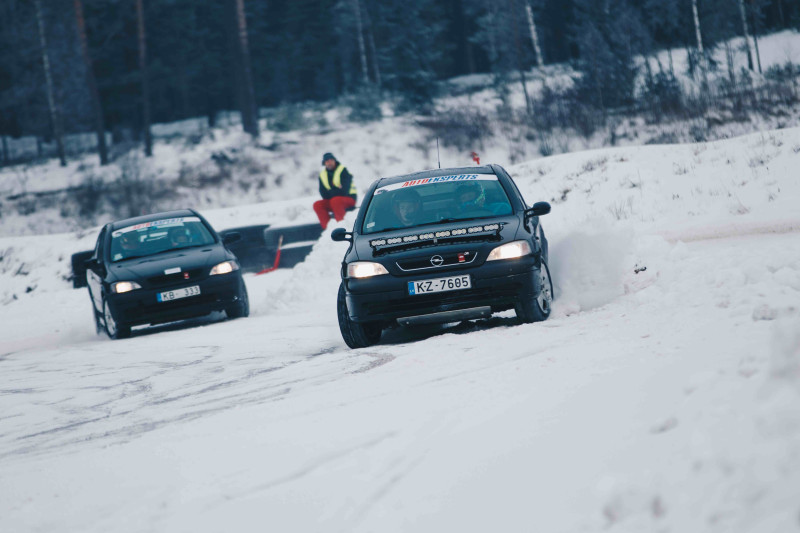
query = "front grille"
xmin=396 ymin=250 xmax=478 ymax=272
xmin=146 ymin=268 xmax=205 ymax=287
xmin=365 ymin=286 xmax=521 ymax=316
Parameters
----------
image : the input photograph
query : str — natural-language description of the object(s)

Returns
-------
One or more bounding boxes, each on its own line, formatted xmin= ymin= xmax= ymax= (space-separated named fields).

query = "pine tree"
xmin=135 ymin=0 xmax=153 ymax=156
xmin=34 ymin=0 xmax=66 ymax=166
xmin=73 ymin=0 xmax=108 ymax=165
xmin=234 ymin=0 xmax=258 ymax=137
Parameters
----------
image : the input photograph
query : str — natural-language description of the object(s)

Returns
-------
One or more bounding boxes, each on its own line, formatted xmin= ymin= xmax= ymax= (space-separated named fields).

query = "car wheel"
xmin=337 ymin=283 xmax=381 ymax=348
xmin=93 ymin=306 xmax=104 ymax=335
xmin=226 ymin=284 xmax=250 ymax=319
xmin=515 ymin=260 xmax=553 ymax=324
xmin=103 ymin=297 xmax=131 ymax=339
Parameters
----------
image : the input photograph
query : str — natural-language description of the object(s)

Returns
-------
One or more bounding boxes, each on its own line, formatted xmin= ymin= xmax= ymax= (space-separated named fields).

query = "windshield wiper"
xmin=437 ymin=215 xmax=496 ymax=224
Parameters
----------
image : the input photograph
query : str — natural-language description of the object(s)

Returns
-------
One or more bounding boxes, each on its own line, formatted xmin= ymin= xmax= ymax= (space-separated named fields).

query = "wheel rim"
xmin=104 ymin=301 xmax=117 ymax=336
xmin=537 ymin=265 xmax=552 ymax=313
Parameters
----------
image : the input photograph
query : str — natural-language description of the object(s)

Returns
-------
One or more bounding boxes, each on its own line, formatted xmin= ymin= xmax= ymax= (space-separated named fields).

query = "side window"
xmin=94 ymin=227 xmax=107 ymax=262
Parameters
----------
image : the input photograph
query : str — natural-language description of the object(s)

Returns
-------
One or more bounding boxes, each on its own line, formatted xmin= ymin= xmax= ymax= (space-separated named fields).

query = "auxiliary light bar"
xmin=370 ymin=223 xmax=504 ymax=248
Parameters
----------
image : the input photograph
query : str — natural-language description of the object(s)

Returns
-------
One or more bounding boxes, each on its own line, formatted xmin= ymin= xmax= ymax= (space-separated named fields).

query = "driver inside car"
xmin=169 ymin=226 xmax=191 ymax=247
xmin=456 ymin=182 xmax=486 ymax=211
xmin=392 ymin=189 xmax=423 ymax=227
xmin=120 ymin=232 xmax=141 ymax=252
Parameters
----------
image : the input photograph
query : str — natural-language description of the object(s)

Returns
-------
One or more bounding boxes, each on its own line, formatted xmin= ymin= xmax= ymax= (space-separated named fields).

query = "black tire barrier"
xmin=263 ymin=223 xmax=323 ymax=269
xmin=262 ymin=223 xmax=322 ymax=249
xmin=219 ymin=225 xmax=275 ymax=274
xmin=71 ymin=250 xmax=95 ymax=289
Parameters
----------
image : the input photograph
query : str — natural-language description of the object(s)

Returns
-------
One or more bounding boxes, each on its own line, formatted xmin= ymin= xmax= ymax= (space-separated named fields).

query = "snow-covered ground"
xmin=1 ymin=127 xmax=799 ymax=531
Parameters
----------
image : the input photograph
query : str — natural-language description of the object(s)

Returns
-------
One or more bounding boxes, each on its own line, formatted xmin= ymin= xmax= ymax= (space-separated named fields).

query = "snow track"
xmin=2 ymin=129 xmax=800 ymax=531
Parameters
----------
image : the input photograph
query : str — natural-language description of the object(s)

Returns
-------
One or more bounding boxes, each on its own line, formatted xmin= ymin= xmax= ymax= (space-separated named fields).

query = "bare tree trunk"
xmin=234 ymin=0 xmax=259 ymax=137
xmin=691 ymin=0 xmax=708 ymax=86
xmin=776 ymin=0 xmax=786 ymax=28
xmin=73 ymin=0 xmax=108 ymax=165
xmin=725 ymin=40 xmax=736 ymax=86
xmin=508 ymin=0 xmax=532 ymax=114
xmin=362 ymin=4 xmax=381 ymax=88
xmin=352 ymin=0 xmax=369 ymax=85
xmin=524 ymin=1 xmax=544 ymax=67
xmin=136 ymin=0 xmax=152 ymax=157
xmin=485 ymin=0 xmax=499 ymax=66
xmin=35 ymin=0 xmax=66 ymax=167
xmin=750 ymin=5 xmax=762 ymax=74
xmin=738 ymin=0 xmax=754 ymax=71
xmin=1 ymin=135 xmax=8 ymax=166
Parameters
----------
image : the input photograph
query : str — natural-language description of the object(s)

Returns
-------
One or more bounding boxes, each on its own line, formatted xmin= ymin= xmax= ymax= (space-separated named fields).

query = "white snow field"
xmin=2 ymin=128 xmax=800 ymax=532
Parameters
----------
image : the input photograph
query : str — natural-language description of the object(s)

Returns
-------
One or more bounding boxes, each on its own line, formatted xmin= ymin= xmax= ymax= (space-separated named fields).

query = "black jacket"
xmin=319 ymin=164 xmax=357 ymax=201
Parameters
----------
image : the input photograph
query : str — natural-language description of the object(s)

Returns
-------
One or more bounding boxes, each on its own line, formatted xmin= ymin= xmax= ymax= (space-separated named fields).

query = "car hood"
xmin=109 ymin=245 xmax=229 ymax=280
xmin=353 ymin=216 xmax=522 ymax=261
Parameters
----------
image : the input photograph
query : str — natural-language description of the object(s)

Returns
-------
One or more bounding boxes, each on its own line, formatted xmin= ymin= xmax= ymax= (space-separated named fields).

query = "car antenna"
xmin=436 ymin=137 xmax=441 ymax=169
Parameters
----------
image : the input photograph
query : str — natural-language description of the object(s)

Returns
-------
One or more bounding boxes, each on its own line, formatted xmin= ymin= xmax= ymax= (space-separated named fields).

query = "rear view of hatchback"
xmin=332 ymin=164 xmax=553 ymax=348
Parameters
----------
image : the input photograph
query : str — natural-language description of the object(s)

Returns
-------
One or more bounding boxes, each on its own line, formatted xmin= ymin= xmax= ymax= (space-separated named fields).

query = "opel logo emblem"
xmin=430 ymin=255 xmax=444 ymax=267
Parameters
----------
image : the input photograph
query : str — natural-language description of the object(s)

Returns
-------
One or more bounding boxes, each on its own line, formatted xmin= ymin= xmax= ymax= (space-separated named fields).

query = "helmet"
xmin=169 ymin=226 xmax=191 ymax=245
xmin=455 ymin=182 xmax=485 ymax=209
xmin=391 ymin=188 xmax=422 ymax=208
xmin=392 ymin=188 xmax=422 ymax=226
xmin=120 ymin=232 xmax=139 ymax=249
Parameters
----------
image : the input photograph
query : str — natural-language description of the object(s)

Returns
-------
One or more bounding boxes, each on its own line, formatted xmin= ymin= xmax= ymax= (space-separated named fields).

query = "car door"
xmin=86 ymin=226 xmax=107 ymax=312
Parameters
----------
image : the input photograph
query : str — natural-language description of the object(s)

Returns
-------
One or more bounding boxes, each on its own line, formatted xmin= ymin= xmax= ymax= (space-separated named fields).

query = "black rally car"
xmin=85 ymin=209 xmax=249 ymax=339
xmin=332 ymin=164 xmax=553 ymax=348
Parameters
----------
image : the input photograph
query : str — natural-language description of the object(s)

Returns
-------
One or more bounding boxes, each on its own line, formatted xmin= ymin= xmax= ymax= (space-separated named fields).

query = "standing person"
xmin=313 ymin=152 xmax=357 ymax=229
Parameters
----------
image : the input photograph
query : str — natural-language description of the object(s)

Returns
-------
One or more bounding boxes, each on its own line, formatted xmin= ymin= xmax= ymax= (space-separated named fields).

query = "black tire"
xmin=226 ymin=284 xmax=250 ymax=319
xmin=337 ymin=283 xmax=381 ymax=348
xmin=93 ymin=306 xmax=104 ymax=335
xmin=102 ymin=297 xmax=131 ymax=339
xmin=515 ymin=260 xmax=553 ymax=324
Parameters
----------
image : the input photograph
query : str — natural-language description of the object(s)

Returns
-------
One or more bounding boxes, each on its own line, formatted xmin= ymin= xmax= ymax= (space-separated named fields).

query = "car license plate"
xmin=157 ymin=285 xmax=200 ymax=302
xmin=408 ymin=275 xmax=471 ymax=295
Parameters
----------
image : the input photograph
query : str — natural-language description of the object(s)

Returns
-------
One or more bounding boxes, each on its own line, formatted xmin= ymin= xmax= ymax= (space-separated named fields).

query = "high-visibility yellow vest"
xmin=320 ymin=165 xmax=357 ymax=195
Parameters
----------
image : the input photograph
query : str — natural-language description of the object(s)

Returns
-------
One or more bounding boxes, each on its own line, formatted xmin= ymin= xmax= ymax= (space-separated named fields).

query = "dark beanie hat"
xmin=322 ymin=152 xmax=336 ymax=164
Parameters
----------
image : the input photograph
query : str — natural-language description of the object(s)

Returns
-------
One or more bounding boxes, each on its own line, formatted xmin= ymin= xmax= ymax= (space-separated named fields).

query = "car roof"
xmin=375 ymin=165 xmax=497 ymax=188
xmin=109 ymin=209 xmax=198 ymax=230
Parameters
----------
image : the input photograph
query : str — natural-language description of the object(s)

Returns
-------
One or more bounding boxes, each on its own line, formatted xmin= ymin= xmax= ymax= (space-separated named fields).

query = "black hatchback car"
xmin=332 ymin=164 xmax=553 ymax=348
xmin=85 ymin=209 xmax=249 ymax=339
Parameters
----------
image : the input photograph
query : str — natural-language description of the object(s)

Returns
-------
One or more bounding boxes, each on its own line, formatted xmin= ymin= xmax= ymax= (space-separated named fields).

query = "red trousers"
xmin=313 ymin=196 xmax=356 ymax=229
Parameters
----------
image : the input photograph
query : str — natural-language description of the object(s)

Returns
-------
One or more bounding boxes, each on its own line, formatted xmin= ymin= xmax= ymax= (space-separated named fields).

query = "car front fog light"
xmin=112 ymin=281 xmax=142 ymax=293
xmin=486 ymin=240 xmax=532 ymax=261
xmin=210 ymin=261 xmax=239 ymax=276
xmin=347 ymin=261 xmax=389 ymax=279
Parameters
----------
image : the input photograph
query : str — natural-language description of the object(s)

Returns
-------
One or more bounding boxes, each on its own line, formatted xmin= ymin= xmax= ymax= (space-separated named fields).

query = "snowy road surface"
xmin=2 ymin=129 xmax=800 ymax=531
xmin=2 ymin=230 xmax=799 ymax=532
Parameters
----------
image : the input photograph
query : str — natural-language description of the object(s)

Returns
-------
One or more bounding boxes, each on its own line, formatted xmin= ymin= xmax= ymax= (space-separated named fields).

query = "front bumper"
xmin=108 ymin=273 xmax=244 ymax=326
xmin=344 ymin=255 xmax=542 ymax=324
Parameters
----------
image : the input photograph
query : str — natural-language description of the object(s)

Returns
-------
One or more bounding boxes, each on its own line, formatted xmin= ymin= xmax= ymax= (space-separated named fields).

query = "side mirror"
xmin=331 ymin=228 xmax=352 ymax=242
xmin=84 ymin=258 xmax=98 ymax=270
xmin=222 ymin=232 xmax=242 ymax=245
xmin=526 ymin=201 xmax=551 ymax=217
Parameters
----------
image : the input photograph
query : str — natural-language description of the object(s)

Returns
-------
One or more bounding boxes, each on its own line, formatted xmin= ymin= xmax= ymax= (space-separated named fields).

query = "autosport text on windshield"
xmin=401 ymin=174 xmax=479 ymax=187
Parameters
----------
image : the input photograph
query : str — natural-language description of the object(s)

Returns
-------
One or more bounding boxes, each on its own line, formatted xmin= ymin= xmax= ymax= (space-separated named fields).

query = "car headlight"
xmin=112 ymin=281 xmax=142 ymax=294
xmin=210 ymin=260 xmax=239 ymax=276
xmin=347 ymin=261 xmax=389 ymax=279
xmin=486 ymin=240 xmax=532 ymax=261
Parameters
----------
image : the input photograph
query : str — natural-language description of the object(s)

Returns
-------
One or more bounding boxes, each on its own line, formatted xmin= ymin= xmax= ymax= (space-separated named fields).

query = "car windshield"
xmin=362 ymin=173 xmax=513 ymax=234
xmin=109 ymin=216 xmax=215 ymax=262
